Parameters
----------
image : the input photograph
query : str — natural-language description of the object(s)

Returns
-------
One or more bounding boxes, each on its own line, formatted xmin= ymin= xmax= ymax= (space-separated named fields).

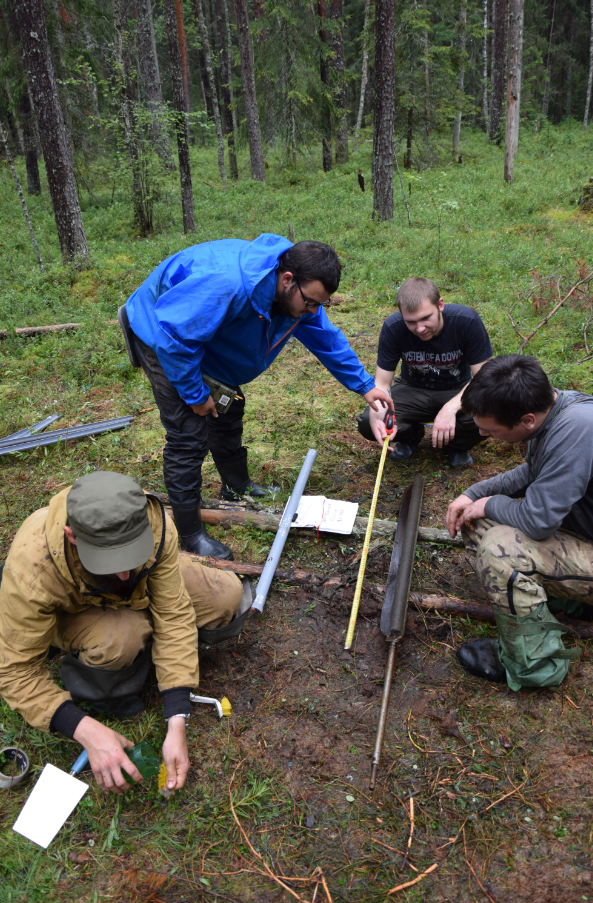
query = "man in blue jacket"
xmin=121 ymin=234 xmax=392 ymax=560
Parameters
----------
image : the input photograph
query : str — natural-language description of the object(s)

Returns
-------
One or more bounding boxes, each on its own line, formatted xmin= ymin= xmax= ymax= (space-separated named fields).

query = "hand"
xmin=432 ymin=402 xmax=458 ymax=448
xmin=368 ymin=401 xmax=397 ymax=446
xmin=445 ymin=493 xmax=474 ymax=538
xmin=161 ymin=717 xmax=190 ymax=791
xmin=190 ymin=395 xmax=218 ymax=418
xmin=364 ymin=387 xmax=395 ymax=415
xmin=459 ymin=497 xmax=490 ymax=531
xmin=73 ymin=716 xmax=141 ymax=795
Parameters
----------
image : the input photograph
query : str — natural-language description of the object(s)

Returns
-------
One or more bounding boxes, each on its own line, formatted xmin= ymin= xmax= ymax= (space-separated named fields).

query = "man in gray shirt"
xmin=445 ymin=355 xmax=592 ymax=690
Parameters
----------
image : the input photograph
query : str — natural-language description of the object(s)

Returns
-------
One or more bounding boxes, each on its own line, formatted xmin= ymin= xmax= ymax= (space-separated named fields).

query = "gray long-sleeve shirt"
xmin=464 ymin=389 xmax=593 ymax=542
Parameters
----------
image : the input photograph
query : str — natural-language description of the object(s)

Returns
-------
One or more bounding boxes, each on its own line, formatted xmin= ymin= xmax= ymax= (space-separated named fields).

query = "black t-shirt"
xmin=377 ymin=304 xmax=492 ymax=391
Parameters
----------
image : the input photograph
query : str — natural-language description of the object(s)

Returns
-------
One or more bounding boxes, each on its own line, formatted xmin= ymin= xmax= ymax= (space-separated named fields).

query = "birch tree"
xmin=452 ymin=2 xmax=466 ymax=158
xmin=584 ymin=0 xmax=593 ymax=129
xmin=504 ymin=0 xmax=524 ymax=183
xmin=354 ymin=0 xmax=370 ymax=153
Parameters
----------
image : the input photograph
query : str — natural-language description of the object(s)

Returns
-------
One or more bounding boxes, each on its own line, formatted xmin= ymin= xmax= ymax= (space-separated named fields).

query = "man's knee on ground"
xmin=356 ymin=407 xmax=373 ymax=441
xmin=76 ymin=609 xmax=153 ymax=670
xmin=180 ymin=557 xmax=243 ymax=628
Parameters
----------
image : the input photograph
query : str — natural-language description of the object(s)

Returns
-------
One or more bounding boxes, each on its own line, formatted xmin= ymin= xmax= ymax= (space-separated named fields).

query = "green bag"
xmin=121 ymin=740 xmax=160 ymax=786
xmin=493 ymin=602 xmax=580 ymax=691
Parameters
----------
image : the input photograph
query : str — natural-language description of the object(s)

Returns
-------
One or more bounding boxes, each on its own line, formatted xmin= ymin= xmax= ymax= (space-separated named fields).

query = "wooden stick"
xmin=517 ymin=272 xmax=593 ymax=352
xmin=386 ymin=862 xmax=439 ymax=895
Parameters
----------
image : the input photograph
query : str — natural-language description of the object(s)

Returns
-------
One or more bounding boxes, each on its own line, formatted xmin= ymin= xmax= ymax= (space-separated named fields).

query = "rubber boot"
xmin=456 ymin=638 xmax=506 ymax=682
xmin=493 ymin=601 xmax=580 ymax=691
xmin=170 ymin=502 xmax=234 ymax=560
xmin=216 ymin=448 xmax=276 ymax=501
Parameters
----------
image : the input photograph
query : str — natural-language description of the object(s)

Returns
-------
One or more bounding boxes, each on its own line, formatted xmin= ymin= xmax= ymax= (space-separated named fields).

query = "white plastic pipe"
xmin=251 ymin=449 xmax=317 ymax=613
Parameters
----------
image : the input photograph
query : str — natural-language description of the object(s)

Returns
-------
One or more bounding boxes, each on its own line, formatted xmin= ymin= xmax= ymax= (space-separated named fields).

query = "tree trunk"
xmin=584 ymin=0 xmax=593 ymax=129
xmin=317 ymin=0 xmax=332 ymax=171
xmin=503 ymin=0 xmax=524 ymax=183
xmin=541 ymin=0 xmax=556 ymax=119
xmin=163 ymin=0 xmax=196 ymax=231
xmin=423 ymin=25 xmax=431 ymax=136
xmin=223 ymin=0 xmax=238 ymax=135
xmin=1 ymin=0 xmax=42 ymax=194
xmin=404 ymin=104 xmax=413 ymax=168
xmin=330 ymin=0 xmax=348 ymax=164
xmin=214 ymin=0 xmax=238 ymax=178
xmin=13 ymin=0 xmax=89 ymax=265
xmin=233 ymin=0 xmax=265 ymax=183
xmin=565 ymin=14 xmax=575 ymax=118
xmin=481 ymin=0 xmax=489 ymax=130
xmin=489 ymin=0 xmax=508 ymax=143
xmin=49 ymin=0 xmax=74 ymax=147
xmin=195 ymin=0 xmax=227 ymax=184
xmin=354 ymin=0 xmax=370 ymax=153
xmin=452 ymin=2 xmax=466 ymax=156
xmin=113 ymin=0 xmax=152 ymax=236
xmin=372 ymin=0 xmax=395 ymax=220
xmin=136 ymin=0 xmax=174 ymax=167
xmin=174 ymin=0 xmax=191 ymax=112
xmin=0 ymin=119 xmax=43 ymax=270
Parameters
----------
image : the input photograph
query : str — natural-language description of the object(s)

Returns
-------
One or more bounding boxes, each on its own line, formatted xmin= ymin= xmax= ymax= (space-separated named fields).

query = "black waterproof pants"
xmin=132 ymin=334 xmax=245 ymax=506
xmin=356 ymin=378 xmax=483 ymax=452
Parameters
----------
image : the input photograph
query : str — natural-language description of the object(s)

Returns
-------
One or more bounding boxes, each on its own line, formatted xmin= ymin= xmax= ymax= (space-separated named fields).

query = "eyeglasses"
xmin=294 ymin=279 xmax=332 ymax=310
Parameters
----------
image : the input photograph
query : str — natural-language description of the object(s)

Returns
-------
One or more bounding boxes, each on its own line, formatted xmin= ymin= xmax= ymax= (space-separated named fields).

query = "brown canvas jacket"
xmin=0 ymin=487 xmax=199 ymax=732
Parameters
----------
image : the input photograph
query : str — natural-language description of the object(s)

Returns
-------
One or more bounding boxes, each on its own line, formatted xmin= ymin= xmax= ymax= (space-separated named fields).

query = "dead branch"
xmin=507 ymin=311 xmax=525 ymax=341
xmin=0 ymin=320 xmax=118 ymax=339
xmin=517 ymin=272 xmax=593 ymax=352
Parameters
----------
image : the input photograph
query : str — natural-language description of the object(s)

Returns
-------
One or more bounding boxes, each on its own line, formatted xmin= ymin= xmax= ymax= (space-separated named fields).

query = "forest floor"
xmin=1 ymin=124 xmax=593 ymax=901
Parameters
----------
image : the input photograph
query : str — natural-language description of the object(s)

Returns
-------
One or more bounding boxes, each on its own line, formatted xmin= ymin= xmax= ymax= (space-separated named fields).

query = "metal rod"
xmin=369 ymin=639 xmax=397 ymax=790
xmin=344 ymin=433 xmax=391 ymax=649
xmin=369 ymin=474 xmax=425 ymax=789
xmin=390 ymin=475 xmax=425 ymax=638
xmin=0 ymin=417 xmax=133 ymax=456
xmin=0 ymin=414 xmax=62 ymax=444
xmin=251 ymin=449 xmax=317 ymax=613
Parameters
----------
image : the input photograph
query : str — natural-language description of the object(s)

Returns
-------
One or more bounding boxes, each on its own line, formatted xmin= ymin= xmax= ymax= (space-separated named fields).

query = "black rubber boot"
xmin=216 ymin=448 xmax=276 ymax=501
xmin=170 ymin=502 xmax=234 ymax=560
xmin=389 ymin=440 xmax=421 ymax=462
xmin=456 ymin=638 xmax=506 ymax=683
xmin=448 ymin=449 xmax=474 ymax=468
xmin=90 ymin=696 xmax=146 ymax=718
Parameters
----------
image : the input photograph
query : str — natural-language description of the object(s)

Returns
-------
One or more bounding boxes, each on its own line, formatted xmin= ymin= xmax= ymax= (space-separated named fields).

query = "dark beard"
xmin=83 ymin=568 xmax=139 ymax=598
xmin=272 ymin=286 xmax=299 ymax=319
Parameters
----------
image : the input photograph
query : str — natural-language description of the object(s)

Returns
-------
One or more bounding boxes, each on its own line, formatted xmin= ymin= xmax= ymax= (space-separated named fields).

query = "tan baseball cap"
xmin=66 ymin=471 xmax=154 ymax=575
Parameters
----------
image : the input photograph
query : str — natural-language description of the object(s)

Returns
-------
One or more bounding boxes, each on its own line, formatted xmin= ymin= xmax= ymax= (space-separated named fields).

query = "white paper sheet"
xmin=291 ymin=495 xmax=359 ymax=535
xmin=13 ymin=763 xmax=88 ymax=848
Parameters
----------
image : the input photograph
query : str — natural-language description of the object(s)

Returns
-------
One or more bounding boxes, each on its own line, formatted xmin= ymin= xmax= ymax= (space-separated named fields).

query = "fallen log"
xmin=179 ymin=550 xmax=326 ymax=585
xmin=0 ymin=319 xmax=118 ymax=339
xmin=168 ymin=505 xmax=460 ymax=545
xmin=409 ymin=592 xmax=593 ymax=640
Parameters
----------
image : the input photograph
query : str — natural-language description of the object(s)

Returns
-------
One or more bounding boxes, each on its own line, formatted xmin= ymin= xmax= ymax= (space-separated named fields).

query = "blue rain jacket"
xmin=126 ymin=233 xmax=375 ymax=405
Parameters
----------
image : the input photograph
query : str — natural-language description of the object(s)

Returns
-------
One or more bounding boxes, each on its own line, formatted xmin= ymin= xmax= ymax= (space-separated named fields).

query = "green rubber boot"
xmin=493 ymin=602 xmax=580 ymax=692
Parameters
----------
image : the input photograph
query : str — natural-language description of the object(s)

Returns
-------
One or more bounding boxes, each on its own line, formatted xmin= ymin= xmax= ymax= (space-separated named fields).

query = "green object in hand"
xmin=121 ymin=740 xmax=160 ymax=786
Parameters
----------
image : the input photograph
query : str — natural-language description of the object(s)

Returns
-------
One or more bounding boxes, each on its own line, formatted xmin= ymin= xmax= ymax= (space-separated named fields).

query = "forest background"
xmin=1 ymin=0 xmax=593 ymax=901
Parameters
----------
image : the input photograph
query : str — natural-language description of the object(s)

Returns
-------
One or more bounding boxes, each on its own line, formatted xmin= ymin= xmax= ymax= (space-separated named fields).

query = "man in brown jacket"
xmin=0 ymin=471 xmax=244 ymax=795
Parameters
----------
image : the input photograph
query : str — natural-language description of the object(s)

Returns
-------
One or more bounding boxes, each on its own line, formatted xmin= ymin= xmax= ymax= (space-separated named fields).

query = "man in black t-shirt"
xmin=357 ymin=278 xmax=493 ymax=466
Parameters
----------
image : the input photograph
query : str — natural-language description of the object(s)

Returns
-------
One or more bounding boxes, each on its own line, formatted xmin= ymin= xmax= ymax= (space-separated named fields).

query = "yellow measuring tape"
xmin=344 ymin=418 xmax=394 ymax=650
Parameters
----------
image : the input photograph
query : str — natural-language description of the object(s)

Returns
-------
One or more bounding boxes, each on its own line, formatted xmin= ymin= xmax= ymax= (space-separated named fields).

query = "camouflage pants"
xmin=462 ymin=519 xmax=593 ymax=616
